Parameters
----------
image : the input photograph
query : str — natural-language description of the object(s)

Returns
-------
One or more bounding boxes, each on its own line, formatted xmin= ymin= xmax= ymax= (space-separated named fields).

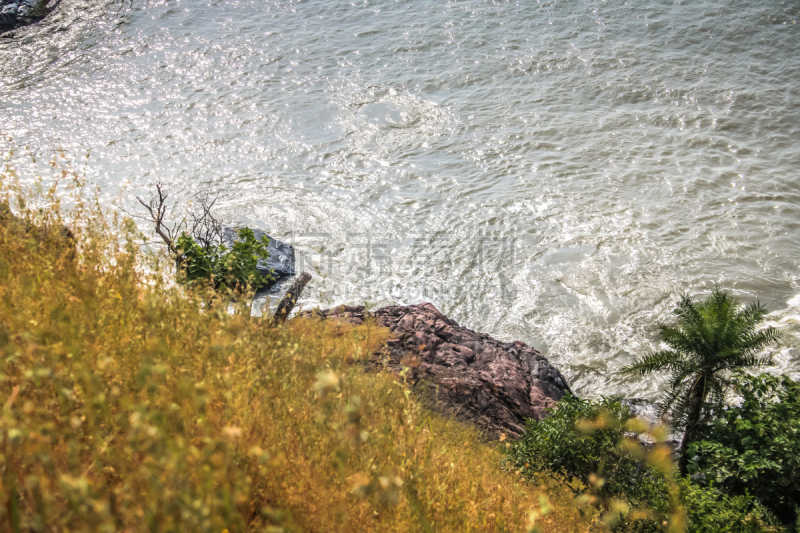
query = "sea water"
xmin=1 ymin=0 xmax=798 ymax=398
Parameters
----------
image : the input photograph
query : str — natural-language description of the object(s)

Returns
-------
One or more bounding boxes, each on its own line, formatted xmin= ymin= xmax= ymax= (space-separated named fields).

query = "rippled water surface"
xmin=2 ymin=0 xmax=799 ymax=398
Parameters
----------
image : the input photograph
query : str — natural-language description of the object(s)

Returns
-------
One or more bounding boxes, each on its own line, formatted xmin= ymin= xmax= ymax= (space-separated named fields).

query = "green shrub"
xmin=506 ymin=394 xmax=669 ymax=510
xmin=678 ymin=478 xmax=782 ymax=533
xmin=506 ymin=394 xmax=781 ymax=532
xmin=687 ymin=373 xmax=800 ymax=526
xmin=506 ymin=394 xmax=674 ymax=532
xmin=175 ymin=227 xmax=274 ymax=291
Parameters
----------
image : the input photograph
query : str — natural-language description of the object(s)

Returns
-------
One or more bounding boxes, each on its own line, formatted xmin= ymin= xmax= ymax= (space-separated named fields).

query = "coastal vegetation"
xmin=132 ymin=184 xmax=275 ymax=292
xmin=508 ymin=289 xmax=795 ymax=531
xmin=687 ymin=373 xmax=800 ymax=527
xmin=621 ymin=289 xmax=781 ymax=472
xmin=1 ymin=180 xmax=795 ymax=531
xmin=506 ymin=395 xmax=782 ymax=532
xmin=0 ymin=187 xmax=603 ymax=531
xmin=174 ymin=227 xmax=274 ymax=291
xmin=505 ymin=395 xmax=673 ymax=522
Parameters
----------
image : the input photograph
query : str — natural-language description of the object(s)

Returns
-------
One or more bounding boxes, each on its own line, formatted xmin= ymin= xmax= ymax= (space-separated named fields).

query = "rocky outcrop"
xmin=0 ymin=0 xmax=56 ymax=34
xmin=302 ymin=303 xmax=571 ymax=438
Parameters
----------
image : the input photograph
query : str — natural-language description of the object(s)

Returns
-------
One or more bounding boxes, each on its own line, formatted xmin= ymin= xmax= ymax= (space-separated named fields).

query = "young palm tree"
xmin=622 ymin=287 xmax=781 ymax=474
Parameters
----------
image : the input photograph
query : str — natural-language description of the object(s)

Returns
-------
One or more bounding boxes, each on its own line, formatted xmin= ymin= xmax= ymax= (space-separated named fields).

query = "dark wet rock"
xmin=621 ymin=398 xmax=681 ymax=452
xmin=0 ymin=0 xmax=57 ymax=34
xmin=301 ymin=302 xmax=571 ymax=438
xmin=222 ymin=226 xmax=296 ymax=287
xmin=621 ymin=398 xmax=662 ymax=427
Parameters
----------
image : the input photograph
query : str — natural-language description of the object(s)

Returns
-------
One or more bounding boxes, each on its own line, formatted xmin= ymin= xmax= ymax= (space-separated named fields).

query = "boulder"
xmin=0 ymin=0 xmax=56 ymax=34
xmin=302 ymin=302 xmax=571 ymax=438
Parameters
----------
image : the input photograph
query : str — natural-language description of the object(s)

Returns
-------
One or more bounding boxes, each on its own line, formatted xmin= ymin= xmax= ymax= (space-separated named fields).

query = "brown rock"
xmin=301 ymin=302 xmax=571 ymax=438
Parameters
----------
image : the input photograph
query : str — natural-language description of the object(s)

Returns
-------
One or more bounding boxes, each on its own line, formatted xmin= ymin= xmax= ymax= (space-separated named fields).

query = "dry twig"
xmin=134 ymin=183 xmax=181 ymax=254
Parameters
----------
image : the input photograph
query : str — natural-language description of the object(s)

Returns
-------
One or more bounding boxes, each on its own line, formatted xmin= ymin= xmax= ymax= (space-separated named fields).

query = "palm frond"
xmin=667 ymin=385 xmax=696 ymax=429
xmin=620 ymin=350 xmax=683 ymax=376
xmin=720 ymin=353 xmax=774 ymax=371
xmin=655 ymin=365 xmax=698 ymax=424
xmin=703 ymin=377 xmax=728 ymax=420
xmin=666 ymin=361 xmax=698 ymax=388
xmin=673 ymin=293 xmax=704 ymax=329
xmin=738 ymin=327 xmax=782 ymax=356
xmin=656 ymin=383 xmax=689 ymax=422
xmin=659 ymin=325 xmax=695 ymax=354
xmin=736 ymin=300 xmax=768 ymax=331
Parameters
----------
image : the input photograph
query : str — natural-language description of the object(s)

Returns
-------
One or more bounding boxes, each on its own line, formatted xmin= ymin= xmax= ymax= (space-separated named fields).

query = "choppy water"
xmin=1 ymin=0 xmax=799 ymax=399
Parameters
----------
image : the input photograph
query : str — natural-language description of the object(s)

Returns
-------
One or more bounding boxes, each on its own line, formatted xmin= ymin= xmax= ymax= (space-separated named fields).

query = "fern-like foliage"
xmin=621 ymin=287 xmax=781 ymax=465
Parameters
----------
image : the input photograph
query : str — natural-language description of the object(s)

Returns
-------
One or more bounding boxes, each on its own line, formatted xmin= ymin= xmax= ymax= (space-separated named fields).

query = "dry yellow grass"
xmin=0 ymin=189 xmax=605 ymax=532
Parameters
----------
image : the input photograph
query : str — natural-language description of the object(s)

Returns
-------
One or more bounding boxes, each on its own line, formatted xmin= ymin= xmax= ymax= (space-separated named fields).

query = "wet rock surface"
xmin=302 ymin=302 xmax=571 ymax=438
xmin=622 ymin=398 xmax=682 ymax=452
xmin=0 ymin=0 xmax=55 ymax=34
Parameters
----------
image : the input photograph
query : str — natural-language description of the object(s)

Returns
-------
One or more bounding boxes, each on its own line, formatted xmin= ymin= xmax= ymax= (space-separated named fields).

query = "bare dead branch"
xmin=188 ymin=192 xmax=224 ymax=250
xmin=134 ymin=183 xmax=182 ymax=255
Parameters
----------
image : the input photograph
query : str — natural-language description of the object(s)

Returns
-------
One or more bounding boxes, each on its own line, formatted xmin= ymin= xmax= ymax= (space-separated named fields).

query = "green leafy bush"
xmin=687 ymin=373 xmax=800 ymax=526
xmin=678 ymin=478 xmax=781 ymax=533
xmin=506 ymin=394 xmax=669 ymax=509
xmin=175 ymin=227 xmax=274 ymax=291
xmin=507 ymin=394 xmax=781 ymax=532
xmin=506 ymin=395 xmax=673 ymax=532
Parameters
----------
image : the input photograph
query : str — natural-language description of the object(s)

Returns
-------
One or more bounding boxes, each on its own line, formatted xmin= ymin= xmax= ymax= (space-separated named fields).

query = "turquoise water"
xmin=1 ymin=0 xmax=799 ymax=398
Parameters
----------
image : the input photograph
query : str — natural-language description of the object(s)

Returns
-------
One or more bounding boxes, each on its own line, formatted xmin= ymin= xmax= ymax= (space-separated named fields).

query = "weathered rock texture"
xmin=0 ymin=0 xmax=56 ymax=34
xmin=302 ymin=302 xmax=571 ymax=438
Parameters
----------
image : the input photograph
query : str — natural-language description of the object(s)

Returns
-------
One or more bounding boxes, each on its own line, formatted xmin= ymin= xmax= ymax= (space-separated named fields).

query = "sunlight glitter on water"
xmin=1 ymin=0 xmax=798 ymax=398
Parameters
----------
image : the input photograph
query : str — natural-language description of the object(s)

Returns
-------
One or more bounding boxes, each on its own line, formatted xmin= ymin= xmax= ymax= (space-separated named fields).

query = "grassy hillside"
xmin=0 ymin=196 xmax=604 ymax=531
